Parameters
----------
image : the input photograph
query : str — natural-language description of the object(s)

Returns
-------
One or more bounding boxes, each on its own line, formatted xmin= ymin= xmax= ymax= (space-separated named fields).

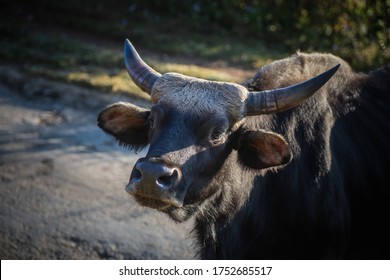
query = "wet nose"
xmin=130 ymin=158 xmax=180 ymax=190
xmin=126 ymin=158 xmax=183 ymax=207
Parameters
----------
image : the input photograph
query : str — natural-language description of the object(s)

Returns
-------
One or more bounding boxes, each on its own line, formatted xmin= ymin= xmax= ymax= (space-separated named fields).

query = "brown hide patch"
xmin=98 ymin=102 xmax=149 ymax=135
xmin=244 ymin=52 xmax=351 ymax=92
xmin=97 ymin=102 xmax=150 ymax=148
xmin=238 ymin=130 xmax=292 ymax=169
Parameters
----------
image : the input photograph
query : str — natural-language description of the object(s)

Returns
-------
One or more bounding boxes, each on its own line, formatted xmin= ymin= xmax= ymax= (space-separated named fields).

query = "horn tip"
xmin=124 ymin=39 xmax=133 ymax=53
xmin=332 ymin=63 xmax=341 ymax=72
xmin=322 ymin=63 xmax=341 ymax=82
xmin=328 ymin=64 xmax=341 ymax=77
xmin=124 ymin=39 xmax=139 ymax=70
xmin=124 ymin=38 xmax=131 ymax=47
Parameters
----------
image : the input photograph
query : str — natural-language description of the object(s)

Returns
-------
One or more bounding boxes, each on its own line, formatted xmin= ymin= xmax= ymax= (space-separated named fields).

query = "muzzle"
xmin=126 ymin=157 xmax=185 ymax=209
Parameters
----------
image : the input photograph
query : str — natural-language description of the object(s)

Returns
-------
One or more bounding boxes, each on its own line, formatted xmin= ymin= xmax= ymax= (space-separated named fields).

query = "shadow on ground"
xmin=0 ymin=66 xmax=194 ymax=259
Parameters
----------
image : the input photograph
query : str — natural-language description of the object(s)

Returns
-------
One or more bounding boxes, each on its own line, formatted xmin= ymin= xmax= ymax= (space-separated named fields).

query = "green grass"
xmin=0 ymin=1 xmax=288 ymax=100
xmin=0 ymin=22 xmax=281 ymax=100
xmin=139 ymin=33 xmax=283 ymax=69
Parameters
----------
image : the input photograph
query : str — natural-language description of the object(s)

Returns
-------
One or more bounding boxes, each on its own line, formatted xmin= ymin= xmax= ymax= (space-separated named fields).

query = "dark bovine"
xmin=98 ymin=43 xmax=390 ymax=259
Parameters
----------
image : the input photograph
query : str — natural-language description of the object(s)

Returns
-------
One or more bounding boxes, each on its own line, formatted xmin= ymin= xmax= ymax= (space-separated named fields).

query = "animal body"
xmin=98 ymin=40 xmax=390 ymax=259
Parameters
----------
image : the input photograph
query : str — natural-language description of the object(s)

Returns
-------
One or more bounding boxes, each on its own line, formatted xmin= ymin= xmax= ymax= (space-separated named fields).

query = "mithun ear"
xmin=236 ymin=130 xmax=292 ymax=169
xmin=97 ymin=102 xmax=150 ymax=150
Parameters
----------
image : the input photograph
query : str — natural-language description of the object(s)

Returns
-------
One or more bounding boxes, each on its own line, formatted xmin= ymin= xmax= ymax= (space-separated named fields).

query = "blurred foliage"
xmin=130 ymin=0 xmax=389 ymax=69
xmin=0 ymin=30 xmax=245 ymax=100
xmin=1 ymin=0 xmax=388 ymax=71
xmin=0 ymin=0 xmax=283 ymax=70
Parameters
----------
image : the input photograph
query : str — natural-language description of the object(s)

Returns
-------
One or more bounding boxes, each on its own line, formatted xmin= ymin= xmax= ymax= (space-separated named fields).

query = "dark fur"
xmin=99 ymin=52 xmax=390 ymax=259
xmin=193 ymin=53 xmax=390 ymax=259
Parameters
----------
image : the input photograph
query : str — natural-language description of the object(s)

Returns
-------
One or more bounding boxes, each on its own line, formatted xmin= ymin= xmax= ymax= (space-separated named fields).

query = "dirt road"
xmin=0 ymin=66 xmax=194 ymax=259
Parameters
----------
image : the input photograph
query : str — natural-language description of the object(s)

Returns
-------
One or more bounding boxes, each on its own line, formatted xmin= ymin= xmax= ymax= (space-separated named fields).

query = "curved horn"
xmin=124 ymin=39 xmax=161 ymax=94
xmin=246 ymin=64 xmax=340 ymax=115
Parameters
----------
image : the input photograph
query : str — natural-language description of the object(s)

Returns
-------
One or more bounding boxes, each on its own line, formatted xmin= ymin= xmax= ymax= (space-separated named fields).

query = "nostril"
xmin=157 ymin=169 xmax=179 ymax=188
xmin=157 ymin=175 xmax=172 ymax=187
xmin=130 ymin=166 xmax=142 ymax=183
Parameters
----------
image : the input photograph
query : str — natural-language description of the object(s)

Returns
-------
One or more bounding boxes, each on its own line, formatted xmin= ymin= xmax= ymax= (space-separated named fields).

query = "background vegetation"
xmin=1 ymin=0 xmax=388 ymax=99
xmin=132 ymin=0 xmax=389 ymax=69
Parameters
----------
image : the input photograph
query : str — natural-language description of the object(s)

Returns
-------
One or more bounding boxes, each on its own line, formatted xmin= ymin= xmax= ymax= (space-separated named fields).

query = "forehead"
xmin=151 ymin=73 xmax=248 ymax=121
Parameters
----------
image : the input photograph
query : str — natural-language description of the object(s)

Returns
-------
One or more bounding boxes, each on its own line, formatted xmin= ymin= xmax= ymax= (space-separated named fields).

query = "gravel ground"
xmin=0 ymin=66 xmax=194 ymax=260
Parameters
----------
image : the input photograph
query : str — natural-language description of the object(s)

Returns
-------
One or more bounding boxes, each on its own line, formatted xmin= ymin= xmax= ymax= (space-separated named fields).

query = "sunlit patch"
xmin=153 ymin=62 xmax=243 ymax=83
xmin=66 ymin=71 xmax=149 ymax=100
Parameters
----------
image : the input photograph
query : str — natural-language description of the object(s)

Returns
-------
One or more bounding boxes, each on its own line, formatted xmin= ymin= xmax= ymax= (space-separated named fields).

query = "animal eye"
xmin=209 ymin=129 xmax=226 ymax=144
